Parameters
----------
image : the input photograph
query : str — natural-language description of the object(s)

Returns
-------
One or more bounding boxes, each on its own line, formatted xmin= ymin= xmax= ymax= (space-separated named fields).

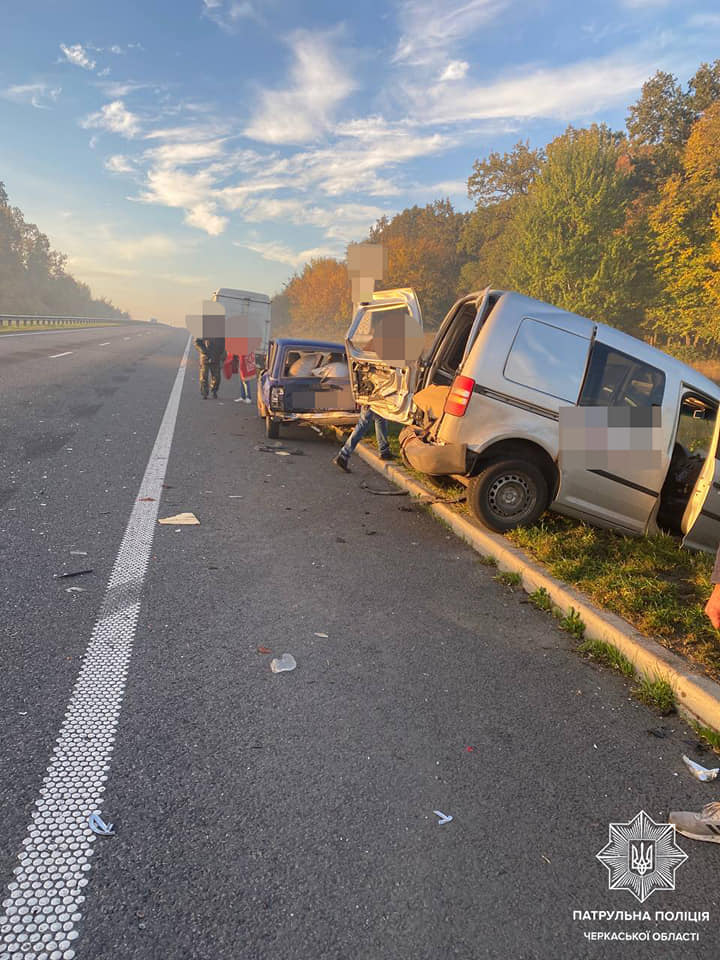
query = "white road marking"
xmin=0 ymin=328 xmax=113 ymax=339
xmin=123 ymin=336 xmax=131 ymax=340
xmin=0 ymin=337 xmax=191 ymax=960
xmin=99 ymin=342 xmax=111 ymax=346
xmin=48 ymin=351 xmax=73 ymax=359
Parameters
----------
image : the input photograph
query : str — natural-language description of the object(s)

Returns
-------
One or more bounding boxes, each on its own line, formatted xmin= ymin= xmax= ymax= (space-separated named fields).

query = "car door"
xmin=681 ymin=411 xmax=720 ymax=552
xmin=345 ymin=288 xmax=424 ymax=423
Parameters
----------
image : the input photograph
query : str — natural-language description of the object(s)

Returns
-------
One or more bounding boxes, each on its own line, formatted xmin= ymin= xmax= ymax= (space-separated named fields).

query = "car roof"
xmin=274 ymin=337 xmax=345 ymax=350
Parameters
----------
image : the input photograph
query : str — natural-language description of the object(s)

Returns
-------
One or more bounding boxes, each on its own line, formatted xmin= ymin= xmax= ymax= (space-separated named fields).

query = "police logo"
xmin=597 ymin=810 xmax=687 ymax=903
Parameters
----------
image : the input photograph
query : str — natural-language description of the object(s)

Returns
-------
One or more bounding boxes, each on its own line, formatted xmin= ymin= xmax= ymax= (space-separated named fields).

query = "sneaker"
xmin=380 ymin=449 xmax=394 ymax=461
xmin=212 ymin=390 xmax=218 ymax=399
xmin=669 ymin=802 xmax=720 ymax=842
xmin=244 ymin=397 xmax=252 ymax=404
xmin=333 ymin=453 xmax=351 ymax=473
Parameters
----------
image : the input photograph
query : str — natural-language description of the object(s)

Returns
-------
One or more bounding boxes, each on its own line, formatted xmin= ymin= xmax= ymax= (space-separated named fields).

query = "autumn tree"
xmin=283 ymin=257 xmax=352 ymax=339
xmin=508 ymin=125 xmax=648 ymax=330
xmin=368 ymin=199 xmax=468 ymax=329
xmin=459 ymin=141 xmax=544 ymax=292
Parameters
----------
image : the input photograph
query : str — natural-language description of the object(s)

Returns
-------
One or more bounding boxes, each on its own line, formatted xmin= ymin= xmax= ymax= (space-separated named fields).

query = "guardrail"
xmin=0 ymin=315 xmax=133 ymax=328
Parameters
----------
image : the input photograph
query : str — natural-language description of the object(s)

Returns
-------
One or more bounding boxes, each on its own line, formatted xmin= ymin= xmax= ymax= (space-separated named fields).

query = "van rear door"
xmin=345 ymin=288 xmax=424 ymax=423
xmin=681 ymin=412 xmax=720 ymax=552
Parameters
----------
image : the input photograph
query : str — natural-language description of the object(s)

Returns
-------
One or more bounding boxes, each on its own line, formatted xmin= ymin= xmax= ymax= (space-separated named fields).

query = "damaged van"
xmin=345 ymin=288 xmax=720 ymax=553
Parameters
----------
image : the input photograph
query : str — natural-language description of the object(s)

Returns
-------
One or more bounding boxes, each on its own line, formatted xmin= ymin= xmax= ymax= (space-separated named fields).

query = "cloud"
xmin=184 ymin=202 xmax=227 ymax=235
xmin=104 ymin=154 xmax=135 ymax=173
xmin=406 ymin=52 xmax=653 ymax=125
xmin=394 ymin=0 xmax=509 ymax=65
xmin=202 ymin=0 xmax=257 ymax=31
xmin=619 ymin=0 xmax=670 ymax=6
xmin=236 ymin=239 xmax=342 ymax=268
xmin=245 ymin=29 xmax=356 ymax=144
xmin=1 ymin=83 xmax=61 ymax=109
xmin=439 ymin=60 xmax=469 ymax=81
xmin=83 ymin=100 xmax=141 ymax=137
xmin=688 ymin=12 xmax=720 ymax=28
xmin=59 ymin=43 xmax=96 ymax=70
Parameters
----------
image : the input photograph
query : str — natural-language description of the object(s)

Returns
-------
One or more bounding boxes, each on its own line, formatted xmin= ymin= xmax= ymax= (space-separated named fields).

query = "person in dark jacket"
xmin=194 ymin=337 xmax=227 ymax=399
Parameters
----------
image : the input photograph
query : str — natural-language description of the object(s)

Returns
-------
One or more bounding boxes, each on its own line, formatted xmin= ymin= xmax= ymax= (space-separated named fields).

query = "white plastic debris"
xmin=88 ymin=813 xmax=115 ymax=836
xmin=682 ymin=754 xmax=719 ymax=782
xmin=433 ymin=810 xmax=453 ymax=824
xmin=270 ymin=653 xmax=297 ymax=673
xmin=70 ymin=550 xmax=88 ymax=556
xmin=65 ymin=586 xmax=85 ymax=593
xmin=158 ymin=512 xmax=199 ymax=525
xmin=314 ymin=632 xmax=329 ymax=638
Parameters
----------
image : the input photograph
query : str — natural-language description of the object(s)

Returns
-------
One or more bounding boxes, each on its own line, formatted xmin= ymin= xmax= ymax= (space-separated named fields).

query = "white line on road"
xmin=0 ymin=337 xmax=191 ymax=960
xmin=99 ymin=342 xmax=111 ymax=346
xmin=48 ymin=351 xmax=73 ymax=358
xmin=0 ymin=328 xmax=113 ymax=339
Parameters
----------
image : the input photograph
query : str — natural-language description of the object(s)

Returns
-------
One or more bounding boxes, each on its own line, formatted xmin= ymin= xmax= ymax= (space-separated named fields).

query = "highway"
xmin=1 ymin=323 xmax=719 ymax=959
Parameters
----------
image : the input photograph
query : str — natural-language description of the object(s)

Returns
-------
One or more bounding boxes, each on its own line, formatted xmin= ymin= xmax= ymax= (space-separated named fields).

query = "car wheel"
xmin=265 ymin=415 xmax=280 ymax=439
xmin=468 ymin=458 xmax=549 ymax=532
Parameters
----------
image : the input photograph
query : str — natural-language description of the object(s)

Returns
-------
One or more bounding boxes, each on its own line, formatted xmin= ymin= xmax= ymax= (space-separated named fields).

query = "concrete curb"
xmin=353 ymin=440 xmax=720 ymax=735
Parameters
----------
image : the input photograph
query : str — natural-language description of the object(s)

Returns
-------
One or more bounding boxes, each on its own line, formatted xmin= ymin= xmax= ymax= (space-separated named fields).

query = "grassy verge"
xmin=577 ymin=637 xmax=676 ymax=715
xmin=506 ymin=514 xmax=720 ymax=680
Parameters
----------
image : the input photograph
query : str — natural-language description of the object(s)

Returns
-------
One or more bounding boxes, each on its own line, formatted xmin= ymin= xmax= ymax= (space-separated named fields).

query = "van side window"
xmin=580 ymin=343 xmax=665 ymax=408
xmin=503 ymin=317 xmax=590 ymax=402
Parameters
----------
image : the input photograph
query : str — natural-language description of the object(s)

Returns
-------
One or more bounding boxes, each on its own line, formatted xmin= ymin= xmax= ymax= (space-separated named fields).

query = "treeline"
xmin=0 ymin=182 xmax=127 ymax=318
xmin=272 ymin=60 xmax=720 ymax=358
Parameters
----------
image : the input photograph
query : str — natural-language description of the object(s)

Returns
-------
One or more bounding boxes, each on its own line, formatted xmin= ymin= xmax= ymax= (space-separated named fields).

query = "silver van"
xmin=345 ymin=288 xmax=720 ymax=553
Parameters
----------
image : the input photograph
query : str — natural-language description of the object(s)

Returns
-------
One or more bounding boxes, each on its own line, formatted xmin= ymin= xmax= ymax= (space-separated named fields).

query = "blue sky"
xmin=1 ymin=0 xmax=719 ymax=324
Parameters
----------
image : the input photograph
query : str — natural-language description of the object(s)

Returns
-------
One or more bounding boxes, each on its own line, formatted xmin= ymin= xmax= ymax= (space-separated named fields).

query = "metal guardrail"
xmin=0 ymin=315 xmax=133 ymax=328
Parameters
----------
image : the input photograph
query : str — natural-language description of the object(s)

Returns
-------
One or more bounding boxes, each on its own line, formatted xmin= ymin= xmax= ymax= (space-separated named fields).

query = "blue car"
xmin=257 ymin=338 xmax=359 ymax=439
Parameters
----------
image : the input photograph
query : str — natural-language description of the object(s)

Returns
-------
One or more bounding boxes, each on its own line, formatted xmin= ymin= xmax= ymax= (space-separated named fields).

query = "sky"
xmin=1 ymin=0 xmax=719 ymax=325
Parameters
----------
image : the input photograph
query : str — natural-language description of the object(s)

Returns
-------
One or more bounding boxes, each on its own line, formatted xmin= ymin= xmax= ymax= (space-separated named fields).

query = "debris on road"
xmin=54 ymin=569 xmax=93 ymax=579
xmin=270 ymin=653 xmax=297 ymax=673
xmin=158 ymin=512 xmax=199 ymax=525
xmin=255 ymin=443 xmax=304 ymax=456
xmin=258 ymin=646 xmax=272 ymax=654
xmin=433 ymin=810 xmax=453 ymax=825
xmin=65 ymin=586 xmax=85 ymax=594
xmin=682 ymin=754 xmax=720 ymax=782
xmin=360 ymin=480 xmax=408 ymax=496
xmin=138 ymin=496 xmax=156 ymax=502
xmin=69 ymin=550 xmax=88 ymax=556
xmin=314 ymin=632 xmax=329 ymax=638
xmin=88 ymin=813 xmax=115 ymax=836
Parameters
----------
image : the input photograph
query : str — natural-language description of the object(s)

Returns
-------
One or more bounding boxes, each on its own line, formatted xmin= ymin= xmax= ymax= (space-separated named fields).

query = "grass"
xmin=559 ymin=607 xmax=586 ymax=640
xmin=506 ymin=514 xmax=720 ymax=681
xmin=529 ymin=586 xmax=553 ymax=612
xmin=578 ymin=637 xmax=636 ymax=679
xmin=690 ymin=719 xmax=720 ymax=754
xmin=578 ymin=637 xmax=677 ymax=714
xmin=494 ymin=570 xmax=522 ymax=587
xmin=635 ymin=674 xmax=676 ymax=715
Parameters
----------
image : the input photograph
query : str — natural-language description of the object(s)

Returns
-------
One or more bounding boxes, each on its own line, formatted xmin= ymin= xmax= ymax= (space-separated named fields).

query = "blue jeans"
xmin=340 ymin=407 xmax=389 ymax=459
xmin=239 ymin=377 xmax=250 ymax=400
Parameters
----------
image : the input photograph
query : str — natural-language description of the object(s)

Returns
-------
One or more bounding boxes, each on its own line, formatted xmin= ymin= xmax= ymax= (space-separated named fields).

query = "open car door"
xmin=681 ymin=410 xmax=720 ymax=552
xmin=345 ymin=288 xmax=424 ymax=424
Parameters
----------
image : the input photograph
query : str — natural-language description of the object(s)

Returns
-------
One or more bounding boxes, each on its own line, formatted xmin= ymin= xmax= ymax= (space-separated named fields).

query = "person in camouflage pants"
xmin=194 ymin=337 xmax=227 ymax=399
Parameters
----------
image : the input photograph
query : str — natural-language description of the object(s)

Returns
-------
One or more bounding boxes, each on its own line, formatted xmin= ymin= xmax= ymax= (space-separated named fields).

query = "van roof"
xmin=213 ymin=288 xmax=270 ymax=303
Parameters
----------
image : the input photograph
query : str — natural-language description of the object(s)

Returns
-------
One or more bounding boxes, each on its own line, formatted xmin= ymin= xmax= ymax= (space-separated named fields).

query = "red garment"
xmin=223 ymin=356 xmax=233 ymax=380
xmin=239 ymin=353 xmax=256 ymax=379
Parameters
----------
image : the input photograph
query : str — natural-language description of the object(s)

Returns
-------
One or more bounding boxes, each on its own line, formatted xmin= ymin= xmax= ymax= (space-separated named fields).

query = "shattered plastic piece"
xmin=433 ymin=810 xmax=453 ymax=825
xmin=270 ymin=653 xmax=297 ymax=673
xmin=314 ymin=632 xmax=329 ymax=638
xmin=88 ymin=813 xmax=115 ymax=836
xmin=158 ymin=512 xmax=199 ymax=525
xmin=229 ymin=495 xmax=244 ymax=498
xmin=69 ymin=550 xmax=88 ymax=556
xmin=138 ymin=496 xmax=156 ymax=502
xmin=257 ymin=646 xmax=272 ymax=654
xmin=54 ymin=569 xmax=93 ymax=579
xmin=65 ymin=586 xmax=85 ymax=593
xmin=276 ymin=451 xmax=291 ymax=457
xmin=682 ymin=754 xmax=720 ymax=782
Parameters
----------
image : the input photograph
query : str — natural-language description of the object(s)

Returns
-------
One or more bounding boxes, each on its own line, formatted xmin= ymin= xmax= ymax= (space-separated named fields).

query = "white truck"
xmin=211 ymin=288 xmax=271 ymax=359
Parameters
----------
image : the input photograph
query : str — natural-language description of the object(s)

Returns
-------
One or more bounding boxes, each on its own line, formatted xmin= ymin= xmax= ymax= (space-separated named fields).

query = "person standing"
xmin=194 ymin=337 xmax=226 ymax=399
xmin=238 ymin=351 xmax=256 ymax=404
xmin=332 ymin=406 xmax=393 ymax=472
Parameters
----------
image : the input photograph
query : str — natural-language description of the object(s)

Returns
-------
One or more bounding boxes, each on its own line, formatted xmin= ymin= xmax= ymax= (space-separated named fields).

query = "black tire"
xmin=468 ymin=458 xmax=549 ymax=532
xmin=265 ymin=415 xmax=280 ymax=440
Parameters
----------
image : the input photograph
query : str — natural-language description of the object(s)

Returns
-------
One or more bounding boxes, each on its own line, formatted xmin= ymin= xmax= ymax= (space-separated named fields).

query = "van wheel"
xmin=265 ymin=416 xmax=280 ymax=439
xmin=468 ymin=459 xmax=549 ymax=532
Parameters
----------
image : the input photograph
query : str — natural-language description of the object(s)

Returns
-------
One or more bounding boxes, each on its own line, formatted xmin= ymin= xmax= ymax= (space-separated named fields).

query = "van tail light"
xmin=444 ymin=375 xmax=475 ymax=417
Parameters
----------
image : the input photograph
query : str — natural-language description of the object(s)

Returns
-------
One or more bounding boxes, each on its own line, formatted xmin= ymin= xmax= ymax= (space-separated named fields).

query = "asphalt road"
xmin=2 ymin=323 xmax=720 ymax=959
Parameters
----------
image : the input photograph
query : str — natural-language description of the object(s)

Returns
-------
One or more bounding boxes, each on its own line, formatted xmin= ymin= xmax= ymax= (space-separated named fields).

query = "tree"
xmin=509 ymin=124 xmax=647 ymax=330
xmin=283 ymin=258 xmax=352 ymax=339
xmin=368 ymin=199 xmax=468 ymax=328
xmin=459 ymin=141 xmax=544 ymax=293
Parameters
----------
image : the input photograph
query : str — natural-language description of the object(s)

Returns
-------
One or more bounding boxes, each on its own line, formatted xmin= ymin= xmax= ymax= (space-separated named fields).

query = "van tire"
xmin=265 ymin=415 xmax=280 ymax=439
xmin=468 ymin=458 xmax=549 ymax=532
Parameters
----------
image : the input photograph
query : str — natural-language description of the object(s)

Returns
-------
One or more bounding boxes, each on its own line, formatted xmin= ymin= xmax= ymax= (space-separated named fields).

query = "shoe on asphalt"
xmin=202 ymin=394 xmax=208 ymax=400
xmin=332 ymin=453 xmax=351 ymax=473
xmin=669 ymin=802 xmax=720 ymax=842
xmin=212 ymin=390 xmax=218 ymax=398
xmin=244 ymin=397 xmax=252 ymax=404
xmin=380 ymin=449 xmax=394 ymax=461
